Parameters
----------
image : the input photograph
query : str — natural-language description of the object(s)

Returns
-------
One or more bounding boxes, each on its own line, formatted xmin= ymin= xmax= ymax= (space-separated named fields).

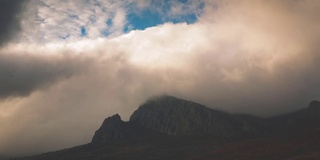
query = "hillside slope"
xmin=14 ymin=96 xmax=320 ymax=160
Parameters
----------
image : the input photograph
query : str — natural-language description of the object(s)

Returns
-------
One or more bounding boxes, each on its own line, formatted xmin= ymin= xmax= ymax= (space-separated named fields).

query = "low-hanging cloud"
xmin=0 ymin=51 xmax=92 ymax=100
xmin=0 ymin=0 xmax=28 ymax=46
xmin=1 ymin=0 xmax=320 ymax=157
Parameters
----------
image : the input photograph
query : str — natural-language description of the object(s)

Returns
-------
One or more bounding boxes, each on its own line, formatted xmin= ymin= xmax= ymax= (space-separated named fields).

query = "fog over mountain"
xmin=0 ymin=0 xmax=320 ymax=156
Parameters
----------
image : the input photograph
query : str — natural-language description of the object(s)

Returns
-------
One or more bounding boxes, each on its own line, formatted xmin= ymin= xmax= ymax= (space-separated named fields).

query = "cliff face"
xmin=91 ymin=114 xmax=127 ymax=144
xmin=305 ymin=101 xmax=320 ymax=117
xmin=129 ymin=96 xmax=260 ymax=136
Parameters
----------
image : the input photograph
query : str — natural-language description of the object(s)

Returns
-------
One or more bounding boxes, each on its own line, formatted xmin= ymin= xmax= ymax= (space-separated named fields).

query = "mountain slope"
xmin=268 ymin=100 xmax=320 ymax=130
xmin=130 ymin=96 xmax=262 ymax=136
xmin=14 ymin=96 xmax=320 ymax=160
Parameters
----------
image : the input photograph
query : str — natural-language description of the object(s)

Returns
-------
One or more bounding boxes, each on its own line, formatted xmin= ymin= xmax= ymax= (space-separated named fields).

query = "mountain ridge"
xmin=91 ymin=96 xmax=320 ymax=144
xmin=14 ymin=95 xmax=320 ymax=160
xmin=129 ymin=95 xmax=262 ymax=136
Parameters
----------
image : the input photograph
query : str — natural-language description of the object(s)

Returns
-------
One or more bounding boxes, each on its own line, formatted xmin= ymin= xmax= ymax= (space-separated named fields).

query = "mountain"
xmin=130 ymin=96 xmax=263 ymax=136
xmin=268 ymin=100 xmax=320 ymax=130
xmin=91 ymin=113 xmax=162 ymax=145
xmin=92 ymin=114 xmax=127 ymax=144
xmin=91 ymin=95 xmax=264 ymax=145
xmin=14 ymin=96 xmax=320 ymax=160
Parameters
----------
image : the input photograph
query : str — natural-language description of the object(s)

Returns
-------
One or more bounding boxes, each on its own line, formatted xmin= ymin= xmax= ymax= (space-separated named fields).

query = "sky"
xmin=0 ymin=0 xmax=320 ymax=156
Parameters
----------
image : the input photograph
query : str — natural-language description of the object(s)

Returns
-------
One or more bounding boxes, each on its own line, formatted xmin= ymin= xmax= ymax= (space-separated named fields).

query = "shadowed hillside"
xmin=14 ymin=96 xmax=320 ymax=160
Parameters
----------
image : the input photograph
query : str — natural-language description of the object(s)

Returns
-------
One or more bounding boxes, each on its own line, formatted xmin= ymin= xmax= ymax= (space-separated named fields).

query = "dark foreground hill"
xmin=0 ymin=155 xmax=9 ymax=160
xmin=14 ymin=96 xmax=320 ymax=160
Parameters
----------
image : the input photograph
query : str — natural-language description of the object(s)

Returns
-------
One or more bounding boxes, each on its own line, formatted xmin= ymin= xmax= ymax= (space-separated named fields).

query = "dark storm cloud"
xmin=0 ymin=53 xmax=91 ymax=99
xmin=0 ymin=0 xmax=28 ymax=46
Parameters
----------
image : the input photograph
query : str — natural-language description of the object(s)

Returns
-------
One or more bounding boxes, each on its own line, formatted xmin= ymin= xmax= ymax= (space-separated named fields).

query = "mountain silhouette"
xmin=131 ymin=96 xmax=267 ymax=136
xmin=14 ymin=96 xmax=320 ymax=160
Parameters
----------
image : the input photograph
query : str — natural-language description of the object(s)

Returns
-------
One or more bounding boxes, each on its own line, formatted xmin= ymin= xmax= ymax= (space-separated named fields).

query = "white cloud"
xmin=19 ymin=0 xmax=207 ymax=43
xmin=109 ymin=9 xmax=127 ymax=35
xmin=20 ymin=0 xmax=131 ymax=43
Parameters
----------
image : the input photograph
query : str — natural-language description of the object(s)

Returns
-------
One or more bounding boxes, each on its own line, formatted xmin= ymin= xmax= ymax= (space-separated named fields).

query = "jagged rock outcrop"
xmin=305 ymin=101 xmax=320 ymax=117
xmin=129 ymin=96 xmax=261 ymax=136
xmin=91 ymin=114 xmax=127 ymax=144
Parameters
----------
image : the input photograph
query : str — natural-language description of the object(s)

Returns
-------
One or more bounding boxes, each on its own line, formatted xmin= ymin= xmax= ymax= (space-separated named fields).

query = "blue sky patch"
xmin=81 ymin=26 xmax=87 ymax=37
xmin=126 ymin=11 xmax=198 ymax=31
xmin=126 ymin=10 xmax=163 ymax=31
xmin=36 ymin=0 xmax=205 ymax=40
xmin=124 ymin=0 xmax=204 ymax=31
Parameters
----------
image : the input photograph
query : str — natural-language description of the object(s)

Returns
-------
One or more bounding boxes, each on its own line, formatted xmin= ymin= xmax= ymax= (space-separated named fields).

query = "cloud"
xmin=20 ymin=0 xmax=131 ymax=42
xmin=1 ymin=0 xmax=320 ymax=156
xmin=0 ymin=0 xmax=28 ymax=46
xmin=192 ymin=0 xmax=320 ymax=113
xmin=148 ymin=0 xmax=205 ymax=19
xmin=0 ymin=49 xmax=91 ymax=100
xmin=19 ymin=0 xmax=205 ymax=43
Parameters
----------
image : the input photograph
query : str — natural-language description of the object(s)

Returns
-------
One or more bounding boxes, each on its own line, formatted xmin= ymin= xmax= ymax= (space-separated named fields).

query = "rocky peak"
xmin=305 ymin=101 xmax=320 ymax=117
xmin=91 ymin=114 xmax=127 ymax=144
xmin=308 ymin=101 xmax=320 ymax=109
xmin=106 ymin=114 xmax=121 ymax=122
xmin=129 ymin=95 xmax=245 ymax=136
